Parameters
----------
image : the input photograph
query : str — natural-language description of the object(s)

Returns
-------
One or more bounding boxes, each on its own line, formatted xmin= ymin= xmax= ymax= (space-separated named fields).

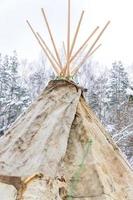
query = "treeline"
xmin=0 ymin=52 xmax=132 ymax=166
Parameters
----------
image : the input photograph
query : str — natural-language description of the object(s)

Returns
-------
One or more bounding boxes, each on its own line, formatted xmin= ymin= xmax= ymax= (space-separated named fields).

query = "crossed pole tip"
xmin=27 ymin=0 xmax=111 ymax=79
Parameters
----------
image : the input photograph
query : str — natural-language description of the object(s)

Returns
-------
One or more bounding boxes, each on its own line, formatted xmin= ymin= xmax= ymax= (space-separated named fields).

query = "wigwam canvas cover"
xmin=0 ymin=80 xmax=132 ymax=199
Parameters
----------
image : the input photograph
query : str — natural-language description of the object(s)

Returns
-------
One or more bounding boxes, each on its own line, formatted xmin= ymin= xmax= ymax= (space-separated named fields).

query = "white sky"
xmin=0 ymin=0 xmax=133 ymax=66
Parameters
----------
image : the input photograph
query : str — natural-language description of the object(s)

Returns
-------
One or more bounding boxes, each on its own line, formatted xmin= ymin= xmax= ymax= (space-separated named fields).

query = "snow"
xmin=126 ymin=88 xmax=133 ymax=95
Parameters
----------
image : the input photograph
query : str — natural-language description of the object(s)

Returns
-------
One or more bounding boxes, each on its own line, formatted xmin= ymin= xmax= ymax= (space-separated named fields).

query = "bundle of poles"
xmin=27 ymin=0 xmax=110 ymax=77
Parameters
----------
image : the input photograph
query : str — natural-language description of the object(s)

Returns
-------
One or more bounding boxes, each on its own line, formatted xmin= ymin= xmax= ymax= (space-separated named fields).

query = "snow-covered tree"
xmin=27 ymin=54 xmax=54 ymax=100
xmin=107 ymin=61 xmax=129 ymax=130
xmin=0 ymin=52 xmax=31 ymax=131
xmin=0 ymin=55 xmax=11 ymax=130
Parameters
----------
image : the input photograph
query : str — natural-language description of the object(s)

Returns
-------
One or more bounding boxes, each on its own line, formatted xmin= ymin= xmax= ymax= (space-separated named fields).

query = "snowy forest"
xmin=0 ymin=51 xmax=133 ymax=167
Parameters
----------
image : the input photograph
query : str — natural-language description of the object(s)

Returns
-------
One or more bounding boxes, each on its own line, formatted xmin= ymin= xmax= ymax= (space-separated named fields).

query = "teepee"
xmin=0 ymin=1 xmax=132 ymax=199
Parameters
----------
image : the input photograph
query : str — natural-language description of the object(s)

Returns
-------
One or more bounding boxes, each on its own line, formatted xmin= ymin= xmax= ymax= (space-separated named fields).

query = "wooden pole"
xmin=70 ymin=26 xmax=99 ymax=63
xmin=69 ymin=10 xmax=84 ymax=58
xmin=85 ymin=21 xmax=110 ymax=56
xmin=59 ymin=42 xmax=67 ymax=76
xmin=66 ymin=0 xmax=71 ymax=76
xmin=26 ymin=20 xmax=60 ymax=75
xmin=63 ymin=41 xmax=67 ymax=59
xmin=72 ymin=44 xmax=102 ymax=75
xmin=41 ymin=8 xmax=62 ymax=67
xmin=72 ymin=21 xmax=110 ymax=75
xmin=37 ymin=32 xmax=61 ymax=69
xmin=87 ymin=43 xmax=102 ymax=58
xmin=71 ymin=43 xmax=88 ymax=68
xmin=63 ymin=26 xmax=99 ymax=72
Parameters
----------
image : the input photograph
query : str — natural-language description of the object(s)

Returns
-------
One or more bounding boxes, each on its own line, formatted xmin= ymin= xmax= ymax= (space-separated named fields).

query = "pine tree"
xmin=28 ymin=54 xmax=54 ymax=100
xmin=6 ymin=51 xmax=30 ymax=125
xmin=0 ymin=55 xmax=11 ymax=130
xmin=88 ymin=73 xmax=108 ymax=122
xmin=108 ymin=61 xmax=129 ymax=130
xmin=0 ymin=52 xmax=31 ymax=131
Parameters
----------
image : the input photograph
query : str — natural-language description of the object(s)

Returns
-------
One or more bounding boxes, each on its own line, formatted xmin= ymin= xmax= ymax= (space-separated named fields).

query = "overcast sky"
xmin=0 ymin=0 xmax=133 ymax=66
